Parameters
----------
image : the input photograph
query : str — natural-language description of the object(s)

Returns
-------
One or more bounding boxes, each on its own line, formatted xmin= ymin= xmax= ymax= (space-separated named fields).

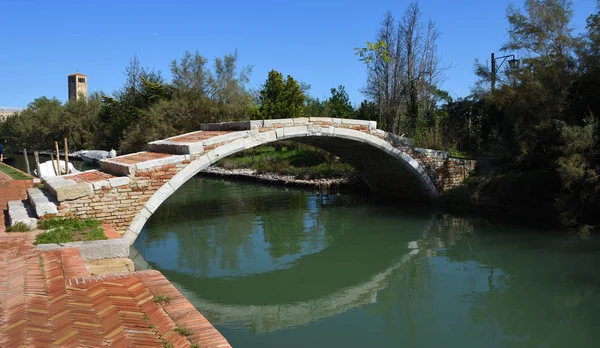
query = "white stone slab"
xmin=143 ymin=183 xmax=175 ymax=213
xmin=263 ymin=118 xmax=295 ymax=126
xmin=108 ymin=176 xmax=130 ymax=188
xmin=282 ymin=125 xmax=308 ymax=138
xmin=27 ymin=188 xmax=59 ymax=217
xmin=167 ymin=155 xmax=211 ymax=191
xmin=202 ymin=130 xmax=256 ymax=146
xmin=134 ymin=155 xmax=186 ymax=171
xmin=333 ymin=127 xmax=368 ymax=142
xmin=308 ymin=117 xmax=333 ymax=123
xmin=36 ymin=238 xmax=130 ymax=261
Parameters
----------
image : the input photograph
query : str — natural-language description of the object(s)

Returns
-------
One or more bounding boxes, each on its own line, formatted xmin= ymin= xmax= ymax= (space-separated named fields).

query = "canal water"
xmin=130 ymin=176 xmax=600 ymax=347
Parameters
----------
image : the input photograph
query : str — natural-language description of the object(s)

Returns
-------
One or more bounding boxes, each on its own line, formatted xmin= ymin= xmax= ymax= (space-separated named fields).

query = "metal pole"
xmin=23 ymin=149 xmax=31 ymax=174
xmin=34 ymin=151 xmax=41 ymax=178
xmin=491 ymin=52 xmax=496 ymax=92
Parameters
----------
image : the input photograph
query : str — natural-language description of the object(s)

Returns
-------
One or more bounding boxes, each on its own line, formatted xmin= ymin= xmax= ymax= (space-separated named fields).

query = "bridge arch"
xmin=44 ymin=118 xmax=475 ymax=245
xmin=122 ymin=125 xmax=438 ymax=244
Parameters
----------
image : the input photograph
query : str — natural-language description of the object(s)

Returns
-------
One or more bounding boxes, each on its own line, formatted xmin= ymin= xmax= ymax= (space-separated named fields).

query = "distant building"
xmin=68 ymin=72 xmax=88 ymax=101
xmin=0 ymin=107 xmax=23 ymax=122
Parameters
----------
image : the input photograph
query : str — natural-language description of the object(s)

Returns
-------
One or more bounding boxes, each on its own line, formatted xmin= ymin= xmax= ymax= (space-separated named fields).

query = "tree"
xmin=255 ymin=70 xmax=306 ymax=119
xmin=96 ymin=57 xmax=169 ymax=150
xmin=504 ymin=0 xmax=578 ymax=63
xmin=460 ymin=0 xmax=600 ymax=229
xmin=355 ymin=100 xmax=378 ymax=121
xmin=97 ymin=51 xmax=253 ymax=152
xmin=356 ymin=3 xmax=444 ymax=136
xmin=170 ymin=50 xmax=253 ymax=123
xmin=324 ymin=85 xmax=354 ymax=118
xmin=304 ymin=97 xmax=326 ymax=117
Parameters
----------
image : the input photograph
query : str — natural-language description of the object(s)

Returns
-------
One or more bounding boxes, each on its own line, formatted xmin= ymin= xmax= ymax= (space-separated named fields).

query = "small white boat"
xmin=80 ymin=149 xmax=117 ymax=165
xmin=34 ymin=160 xmax=80 ymax=178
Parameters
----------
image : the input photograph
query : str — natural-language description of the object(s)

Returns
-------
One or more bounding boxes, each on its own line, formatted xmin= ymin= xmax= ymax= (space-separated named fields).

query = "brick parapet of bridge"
xmin=55 ymin=163 xmax=184 ymax=232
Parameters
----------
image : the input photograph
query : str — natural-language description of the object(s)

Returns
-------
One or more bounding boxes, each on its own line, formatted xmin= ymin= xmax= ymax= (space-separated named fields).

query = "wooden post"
xmin=54 ymin=141 xmax=61 ymax=175
xmin=23 ymin=149 xmax=31 ymax=174
xmin=64 ymin=138 xmax=70 ymax=174
xmin=49 ymin=152 xmax=58 ymax=176
xmin=34 ymin=151 xmax=41 ymax=178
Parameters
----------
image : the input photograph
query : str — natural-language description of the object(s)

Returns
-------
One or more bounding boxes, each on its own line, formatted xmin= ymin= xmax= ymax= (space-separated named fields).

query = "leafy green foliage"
xmin=217 ymin=145 xmax=355 ymax=179
xmin=0 ymin=95 xmax=102 ymax=152
xmin=450 ymin=0 xmax=600 ymax=229
xmin=325 ymin=85 xmax=354 ymax=118
xmin=255 ymin=70 xmax=306 ymax=119
xmin=354 ymin=100 xmax=378 ymax=121
xmin=353 ymin=40 xmax=391 ymax=64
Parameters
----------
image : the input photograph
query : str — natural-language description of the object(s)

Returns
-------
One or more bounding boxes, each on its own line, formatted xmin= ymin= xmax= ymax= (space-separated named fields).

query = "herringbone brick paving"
xmin=0 ymin=174 xmax=231 ymax=347
xmin=0 ymin=233 xmax=231 ymax=347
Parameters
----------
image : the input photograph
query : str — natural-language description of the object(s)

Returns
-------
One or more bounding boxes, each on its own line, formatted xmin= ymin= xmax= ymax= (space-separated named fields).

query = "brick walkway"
xmin=0 ymin=169 xmax=33 ymax=211
xmin=0 ymin=174 xmax=231 ymax=347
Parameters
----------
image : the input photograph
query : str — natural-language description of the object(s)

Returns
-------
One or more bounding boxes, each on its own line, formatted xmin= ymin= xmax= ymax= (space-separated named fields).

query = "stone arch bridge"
xmin=39 ymin=118 xmax=475 ymax=244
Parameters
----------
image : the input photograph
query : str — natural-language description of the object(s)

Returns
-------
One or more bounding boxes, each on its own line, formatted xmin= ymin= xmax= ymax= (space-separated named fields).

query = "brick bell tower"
xmin=68 ymin=72 xmax=88 ymax=101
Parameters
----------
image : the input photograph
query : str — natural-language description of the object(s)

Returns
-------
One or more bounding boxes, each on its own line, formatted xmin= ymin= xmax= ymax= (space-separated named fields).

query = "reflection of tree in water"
xmin=256 ymin=192 xmax=308 ymax=258
xmin=449 ymin=229 xmax=600 ymax=347
xmin=141 ymin=178 xmax=354 ymax=274
xmin=259 ymin=192 xmax=355 ymax=258
xmin=368 ymin=213 xmax=600 ymax=347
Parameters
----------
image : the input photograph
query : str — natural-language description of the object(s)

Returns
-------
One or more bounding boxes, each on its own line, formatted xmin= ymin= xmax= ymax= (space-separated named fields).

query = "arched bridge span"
xmin=42 ymin=118 xmax=476 ymax=244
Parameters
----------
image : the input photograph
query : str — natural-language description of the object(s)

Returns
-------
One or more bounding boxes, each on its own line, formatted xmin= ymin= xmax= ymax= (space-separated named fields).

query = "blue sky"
xmin=0 ymin=0 xmax=597 ymax=108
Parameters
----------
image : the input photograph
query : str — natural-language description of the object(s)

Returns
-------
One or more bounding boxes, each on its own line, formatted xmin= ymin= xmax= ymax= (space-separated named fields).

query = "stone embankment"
xmin=202 ymin=166 xmax=353 ymax=189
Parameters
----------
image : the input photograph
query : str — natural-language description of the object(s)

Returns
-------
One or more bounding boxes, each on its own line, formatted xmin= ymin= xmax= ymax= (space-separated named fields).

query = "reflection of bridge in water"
xmin=131 ymin=244 xmax=420 ymax=333
xmin=131 ymin=214 xmax=473 ymax=333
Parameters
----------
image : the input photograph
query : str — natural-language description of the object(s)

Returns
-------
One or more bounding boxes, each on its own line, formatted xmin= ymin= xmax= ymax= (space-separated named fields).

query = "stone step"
xmin=42 ymin=170 xmax=130 ymax=201
xmin=7 ymin=200 xmax=37 ymax=229
xmin=27 ymin=187 xmax=58 ymax=218
xmin=100 ymin=151 xmax=186 ymax=176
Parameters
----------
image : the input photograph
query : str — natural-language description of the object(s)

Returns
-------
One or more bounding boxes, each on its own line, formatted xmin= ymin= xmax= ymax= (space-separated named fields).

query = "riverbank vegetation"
xmin=1 ymin=0 xmax=598 ymax=231
xmin=217 ymin=143 xmax=356 ymax=180
xmin=0 ymin=162 xmax=32 ymax=180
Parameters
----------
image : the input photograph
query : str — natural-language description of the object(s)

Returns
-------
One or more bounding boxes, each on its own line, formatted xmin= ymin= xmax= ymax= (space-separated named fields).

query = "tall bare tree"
xmin=358 ymin=2 xmax=444 ymax=136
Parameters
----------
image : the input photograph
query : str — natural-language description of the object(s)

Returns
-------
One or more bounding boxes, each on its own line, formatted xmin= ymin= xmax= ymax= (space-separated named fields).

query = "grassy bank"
xmin=34 ymin=217 xmax=107 ymax=244
xmin=216 ymin=143 xmax=356 ymax=180
xmin=0 ymin=162 xmax=32 ymax=180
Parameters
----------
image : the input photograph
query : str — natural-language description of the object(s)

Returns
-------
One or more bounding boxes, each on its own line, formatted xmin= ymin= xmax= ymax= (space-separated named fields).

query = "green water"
xmin=129 ymin=177 xmax=600 ymax=347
